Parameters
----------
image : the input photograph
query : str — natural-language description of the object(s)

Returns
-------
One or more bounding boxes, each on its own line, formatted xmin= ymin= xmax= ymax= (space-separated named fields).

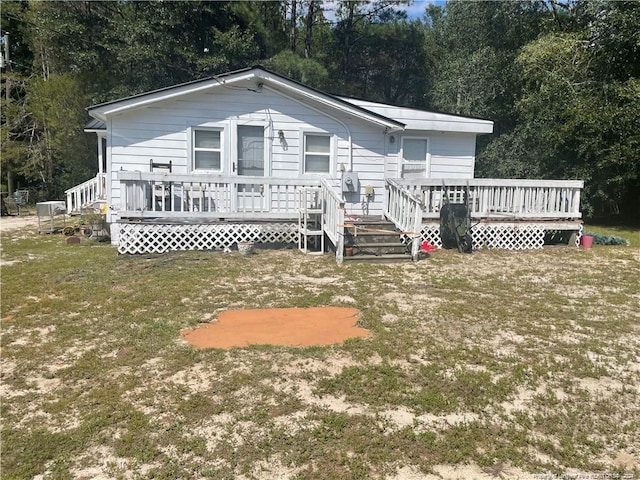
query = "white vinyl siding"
xmin=193 ymin=129 xmax=222 ymax=171
xmin=303 ymin=134 xmax=331 ymax=173
xmin=429 ymin=133 xmax=476 ymax=178
xmin=103 ymin=83 xmax=480 ymax=219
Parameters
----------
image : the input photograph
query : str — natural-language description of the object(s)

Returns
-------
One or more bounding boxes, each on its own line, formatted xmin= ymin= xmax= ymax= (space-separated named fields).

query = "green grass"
xmin=583 ymin=223 xmax=640 ymax=247
xmin=1 ymin=225 xmax=639 ymax=479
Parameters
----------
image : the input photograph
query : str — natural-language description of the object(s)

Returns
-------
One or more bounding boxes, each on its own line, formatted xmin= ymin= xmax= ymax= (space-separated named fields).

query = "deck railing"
xmin=385 ymin=179 xmax=424 ymax=259
xmin=118 ymin=172 xmax=323 ymax=219
xmin=320 ymin=178 xmax=345 ymax=261
xmin=65 ymin=173 xmax=107 ymax=213
xmin=396 ymin=178 xmax=583 ymax=220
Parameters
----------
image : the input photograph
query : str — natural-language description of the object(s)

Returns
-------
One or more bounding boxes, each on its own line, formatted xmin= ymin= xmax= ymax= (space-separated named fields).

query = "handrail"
xmin=65 ymin=173 xmax=107 ymax=213
xmin=396 ymin=178 xmax=584 ymax=188
xmin=386 ymin=178 xmax=424 ymax=207
xmin=118 ymin=171 xmax=322 ymax=186
xmin=320 ymin=178 xmax=345 ymax=263
xmin=385 ymin=178 xmax=423 ymax=260
xmin=117 ymin=172 xmax=323 ymax=218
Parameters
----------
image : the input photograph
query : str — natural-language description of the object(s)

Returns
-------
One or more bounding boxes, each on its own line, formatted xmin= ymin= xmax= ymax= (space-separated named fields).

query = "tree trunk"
xmin=7 ymin=169 xmax=14 ymax=196
xmin=342 ymin=1 xmax=356 ymax=81
xmin=290 ymin=0 xmax=297 ymax=51
xmin=304 ymin=1 xmax=315 ymax=59
xmin=4 ymin=75 xmax=11 ymax=194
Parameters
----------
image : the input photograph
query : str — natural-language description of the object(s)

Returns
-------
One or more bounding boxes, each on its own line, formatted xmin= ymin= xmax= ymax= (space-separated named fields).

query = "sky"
xmin=322 ymin=0 xmax=446 ymax=23
xmin=402 ymin=0 xmax=445 ymax=20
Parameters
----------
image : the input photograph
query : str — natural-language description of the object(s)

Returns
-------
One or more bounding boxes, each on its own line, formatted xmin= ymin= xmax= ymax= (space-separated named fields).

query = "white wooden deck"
xmin=65 ymin=173 xmax=584 ymax=255
xmin=397 ymin=178 xmax=583 ymax=220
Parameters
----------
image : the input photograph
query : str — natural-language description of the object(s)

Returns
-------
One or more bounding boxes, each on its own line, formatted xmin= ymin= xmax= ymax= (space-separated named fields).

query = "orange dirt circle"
xmin=181 ymin=307 xmax=370 ymax=349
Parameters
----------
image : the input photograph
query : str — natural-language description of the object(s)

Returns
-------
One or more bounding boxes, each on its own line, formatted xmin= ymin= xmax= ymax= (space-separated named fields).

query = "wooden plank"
xmin=340 ymin=224 xmax=416 ymax=235
xmin=397 ymin=178 xmax=584 ymax=188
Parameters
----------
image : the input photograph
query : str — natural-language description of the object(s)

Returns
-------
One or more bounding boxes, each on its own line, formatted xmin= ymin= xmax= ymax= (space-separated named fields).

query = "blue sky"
xmin=402 ymin=0 xmax=445 ymax=20
xmin=323 ymin=1 xmax=446 ymax=23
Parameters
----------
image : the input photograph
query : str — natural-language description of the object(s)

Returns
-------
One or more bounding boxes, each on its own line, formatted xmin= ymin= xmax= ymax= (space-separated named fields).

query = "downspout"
xmin=383 ymin=129 xmax=388 ymax=218
xmin=106 ymin=117 xmax=117 ymax=246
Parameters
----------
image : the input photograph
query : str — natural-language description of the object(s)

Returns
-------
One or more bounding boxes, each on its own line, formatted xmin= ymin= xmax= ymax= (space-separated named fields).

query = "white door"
xmin=235 ymin=125 xmax=265 ymax=212
xmin=400 ymin=138 xmax=429 ymax=179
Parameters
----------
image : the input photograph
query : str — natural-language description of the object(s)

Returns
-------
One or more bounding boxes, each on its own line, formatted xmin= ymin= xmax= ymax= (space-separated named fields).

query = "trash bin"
xmin=581 ymin=234 xmax=594 ymax=249
xmin=440 ymin=202 xmax=472 ymax=253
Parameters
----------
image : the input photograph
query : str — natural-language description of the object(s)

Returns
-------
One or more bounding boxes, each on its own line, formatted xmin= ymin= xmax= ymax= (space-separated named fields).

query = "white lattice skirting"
xmin=117 ymin=223 xmax=298 ymax=254
xmin=116 ymin=221 xmax=581 ymax=255
xmin=419 ymin=223 xmax=581 ymax=250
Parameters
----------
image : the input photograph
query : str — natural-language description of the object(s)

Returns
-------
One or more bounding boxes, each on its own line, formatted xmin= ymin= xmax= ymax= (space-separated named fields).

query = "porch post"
xmin=97 ymin=134 xmax=104 ymax=175
xmin=411 ymin=205 xmax=422 ymax=261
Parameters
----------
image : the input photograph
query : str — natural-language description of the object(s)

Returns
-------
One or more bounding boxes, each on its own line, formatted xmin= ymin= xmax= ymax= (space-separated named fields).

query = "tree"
xmin=1 ymin=1 xmax=281 ymax=198
xmin=2 ymin=0 xmax=637 ymax=219
xmin=264 ymin=50 xmax=329 ymax=88
xmin=491 ymin=17 xmax=639 ymax=217
xmin=332 ymin=0 xmax=409 ymax=95
xmin=354 ymin=21 xmax=431 ymax=106
xmin=303 ymin=0 xmax=322 ymax=59
xmin=24 ymin=74 xmax=94 ymax=199
xmin=425 ymin=1 xmax=547 ymax=132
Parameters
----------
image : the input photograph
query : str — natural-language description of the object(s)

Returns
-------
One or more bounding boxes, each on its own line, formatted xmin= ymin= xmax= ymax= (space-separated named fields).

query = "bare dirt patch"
xmin=0 ymin=214 xmax=40 ymax=232
xmin=181 ymin=307 xmax=370 ymax=349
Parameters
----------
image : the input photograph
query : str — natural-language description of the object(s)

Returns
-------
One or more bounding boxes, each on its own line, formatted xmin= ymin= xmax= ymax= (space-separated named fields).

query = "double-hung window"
xmin=303 ymin=134 xmax=331 ymax=174
xmin=401 ymin=137 xmax=429 ymax=178
xmin=193 ymin=129 xmax=222 ymax=171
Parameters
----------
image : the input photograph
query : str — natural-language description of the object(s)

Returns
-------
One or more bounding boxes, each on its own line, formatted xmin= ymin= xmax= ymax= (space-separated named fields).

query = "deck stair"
xmin=343 ymin=219 xmax=413 ymax=263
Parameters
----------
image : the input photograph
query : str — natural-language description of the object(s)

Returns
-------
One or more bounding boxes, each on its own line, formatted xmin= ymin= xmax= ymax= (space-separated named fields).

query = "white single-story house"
xmin=67 ymin=66 xmax=583 ymax=262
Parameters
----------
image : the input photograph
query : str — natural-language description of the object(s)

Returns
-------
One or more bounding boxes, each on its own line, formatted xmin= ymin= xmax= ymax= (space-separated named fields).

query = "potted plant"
xmin=237 ymin=241 xmax=254 ymax=256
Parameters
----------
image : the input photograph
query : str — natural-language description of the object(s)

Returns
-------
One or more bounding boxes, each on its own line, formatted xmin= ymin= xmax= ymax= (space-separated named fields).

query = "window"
xmin=403 ymin=138 xmax=428 ymax=162
xmin=193 ymin=129 xmax=221 ymax=171
xmin=401 ymin=138 xmax=428 ymax=178
xmin=304 ymin=134 xmax=331 ymax=173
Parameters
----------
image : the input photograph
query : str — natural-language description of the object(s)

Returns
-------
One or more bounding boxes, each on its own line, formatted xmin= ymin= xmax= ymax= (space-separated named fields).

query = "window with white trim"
xmin=401 ymin=138 xmax=428 ymax=178
xmin=193 ymin=129 xmax=222 ymax=171
xmin=303 ymin=134 xmax=331 ymax=173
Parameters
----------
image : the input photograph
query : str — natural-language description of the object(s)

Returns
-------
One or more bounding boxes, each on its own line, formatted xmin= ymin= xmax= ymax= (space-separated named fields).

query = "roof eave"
xmin=88 ymin=72 xmax=257 ymax=118
xmin=339 ymin=97 xmax=494 ymax=134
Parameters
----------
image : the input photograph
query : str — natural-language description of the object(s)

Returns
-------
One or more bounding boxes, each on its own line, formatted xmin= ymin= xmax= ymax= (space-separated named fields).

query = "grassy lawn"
xmin=1 ymin=224 xmax=639 ymax=479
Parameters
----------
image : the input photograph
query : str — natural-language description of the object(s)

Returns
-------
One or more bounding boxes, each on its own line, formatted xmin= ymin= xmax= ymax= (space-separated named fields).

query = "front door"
xmin=236 ymin=125 xmax=265 ymax=211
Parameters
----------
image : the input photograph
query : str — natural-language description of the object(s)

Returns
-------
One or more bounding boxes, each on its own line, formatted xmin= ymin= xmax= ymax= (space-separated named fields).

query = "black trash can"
xmin=440 ymin=202 xmax=472 ymax=253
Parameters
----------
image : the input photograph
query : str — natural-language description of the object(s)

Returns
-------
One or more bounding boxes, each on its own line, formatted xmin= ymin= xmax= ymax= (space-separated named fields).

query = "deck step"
xmin=350 ymin=243 xmax=409 ymax=256
xmin=344 ymin=229 xmax=406 ymax=238
xmin=342 ymin=253 xmax=413 ymax=264
xmin=352 ymin=242 xmax=409 ymax=249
